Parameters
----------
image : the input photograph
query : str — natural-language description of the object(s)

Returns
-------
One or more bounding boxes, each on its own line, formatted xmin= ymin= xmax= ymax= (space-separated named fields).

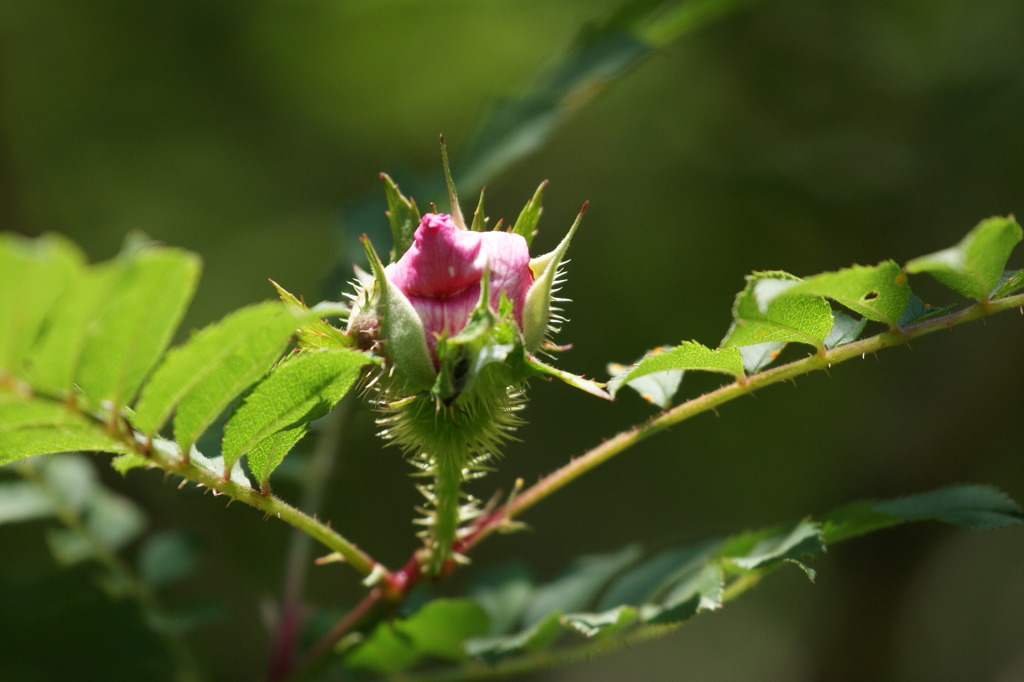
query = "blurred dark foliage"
xmin=1 ymin=1 xmax=1022 ymax=680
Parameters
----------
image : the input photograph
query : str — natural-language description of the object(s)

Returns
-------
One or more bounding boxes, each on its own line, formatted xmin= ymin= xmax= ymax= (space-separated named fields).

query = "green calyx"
xmin=522 ymin=206 xmax=584 ymax=352
xmin=357 ymin=236 xmax=436 ymax=393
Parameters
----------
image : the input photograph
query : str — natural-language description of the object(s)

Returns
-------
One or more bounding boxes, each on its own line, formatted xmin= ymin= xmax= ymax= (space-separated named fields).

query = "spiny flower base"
xmin=378 ymin=387 xmax=524 ymax=575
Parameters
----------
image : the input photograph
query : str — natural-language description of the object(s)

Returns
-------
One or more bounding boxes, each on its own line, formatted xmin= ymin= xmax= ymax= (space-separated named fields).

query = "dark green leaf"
xmin=872 ymin=485 xmax=1022 ymax=530
xmin=783 ymin=261 xmax=911 ymax=327
xmin=905 ymin=216 xmax=1022 ymax=300
xmin=345 ymin=599 xmax=490 ymax=674
xmin=137 ymin=531 xmax=199 ymax=588
xmin=521 ymin=545 xmax=642 ymax=627
xmin=897 ymin=294 xmax=957 ymax=327
xmin=598 ymin=537 xmax=723 ymax=610
xmin=563 ymin=606 xmax=638 ymax=637
xmin=465 ymin=611 xmax=563 ymax=665
xmin=720 ymin=520 xmax=824 ymax=580
xmin=468 ymin=562 xmax=535 ymax=636
xmin=640 ymin=562 xmax=723 ymax=624
xmin=823 ymin=310 xmax=867 ymax=348
xmin=992 ymin=268 xmax=1024 ymax=299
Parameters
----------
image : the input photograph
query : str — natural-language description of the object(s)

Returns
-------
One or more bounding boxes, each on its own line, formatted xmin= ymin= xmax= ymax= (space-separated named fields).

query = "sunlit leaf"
xmin=220 ymin=349 xmax=372 ymax=475
xmin=75 ymin=244 xmax=201 ymax=411
xmin=905 ymin=216 xmax=1022 ymax=300
xmin=0 ymin=425 xmax=131 ymax=464
xmin=722 ymin=272 xmax=833 ymax=350
xmin=607 ymin=357 xmax=682 ymax=408
xmin=0 ymin=234 xmax=82 ymax=375
xmin=20 ymin=264 xmax=123 ymax=396
xmin=246 ymin=424 xmax=308 ymax=493
xmin=133 ymin=301 xmax=299 ymax=448
xmin=607 ymin=342 xmax=743 ymax=403
xmin=782 ymin=261 xmax=911 ymax=328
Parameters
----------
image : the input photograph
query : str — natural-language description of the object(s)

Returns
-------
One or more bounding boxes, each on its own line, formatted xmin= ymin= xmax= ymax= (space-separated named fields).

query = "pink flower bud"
xmin=385 ymin=213 xmax=534 ymax=362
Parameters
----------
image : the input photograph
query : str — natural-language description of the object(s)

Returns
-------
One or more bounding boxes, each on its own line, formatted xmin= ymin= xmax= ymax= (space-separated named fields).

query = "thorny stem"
xmin=294 ymin=292 xmax=1024 ymax=676
xmin=141 ymin=438 xmax=384 ymax=579
xmin=267 ymin=398 xmax=355 ymax=682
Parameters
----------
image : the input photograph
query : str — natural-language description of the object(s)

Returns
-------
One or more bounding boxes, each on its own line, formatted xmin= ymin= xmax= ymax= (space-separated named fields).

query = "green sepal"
xmin=380 ymin=173 xmax=421 ymax=262
xmin=360 ymin=235 xmax=437 ymax=393
xmin=525 ymin=356 xmax=610 ymax=400
xmin=523 ymin=208 xmax=583 ymax=352
xmin=470 ymin=187 xmax=489 ymax=232
xmin=512 ymin=180 xmax=546 ymax=247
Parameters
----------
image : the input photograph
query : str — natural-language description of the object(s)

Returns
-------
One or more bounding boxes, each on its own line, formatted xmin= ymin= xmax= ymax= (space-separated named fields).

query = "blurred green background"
xmin=2 ymin=0 xmax=1023 ymax=680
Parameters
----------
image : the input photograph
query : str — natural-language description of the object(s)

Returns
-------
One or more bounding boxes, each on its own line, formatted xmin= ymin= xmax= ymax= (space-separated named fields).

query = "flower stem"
xmin=467 ymin=292 xmax=1024 ymax=547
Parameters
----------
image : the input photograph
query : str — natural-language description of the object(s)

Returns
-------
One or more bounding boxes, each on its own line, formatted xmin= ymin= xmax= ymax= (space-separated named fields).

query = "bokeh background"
xmin=2 ymin=0 xmax=1023 ymax=680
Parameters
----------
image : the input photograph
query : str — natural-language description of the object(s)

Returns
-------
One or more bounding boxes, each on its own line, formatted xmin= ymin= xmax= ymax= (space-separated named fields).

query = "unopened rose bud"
xmin=385 ymin=212 xmax=533 ymax=361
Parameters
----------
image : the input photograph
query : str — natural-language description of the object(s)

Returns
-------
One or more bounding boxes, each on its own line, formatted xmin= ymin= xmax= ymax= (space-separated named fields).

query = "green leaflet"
xmin=75 ymin=244 xmax=201 ymax=412
xmin=905 ymin=216 xmax=1023 ymax=300
xmin=783 ymin=260 xmax=911 ymax=328
xmin=823 ymin=485 xmax=1023 ymax=543
xmin=607 ymin=341 xmax=744 ymax=404
xmin=381 ymin=484 xmax=1020 ymax=678
xmin=343 ymin=599 xmax=490 ymax=675
xmin=246 ymin=424 xmax=307 ymax=494
xmin=0 ymin=426 xmax=131 ymax=464
xmin=722 ymin=271 xmax=834 ymax=350
xmin=132 ymin=301 xmax=300 ymax=448
xmin=20 ymin=263 xmax=123 ymax=397
xmin=220 ymin=348 xmax=372 ymax=477
xmin=0 ymin=234 xmax=82 ymax=376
